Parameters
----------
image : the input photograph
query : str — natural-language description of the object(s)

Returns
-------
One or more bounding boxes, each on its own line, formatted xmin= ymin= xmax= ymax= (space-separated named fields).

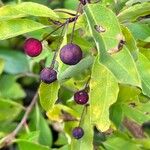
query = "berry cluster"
xmin=23 ymin=0 xmax=90 ymax=140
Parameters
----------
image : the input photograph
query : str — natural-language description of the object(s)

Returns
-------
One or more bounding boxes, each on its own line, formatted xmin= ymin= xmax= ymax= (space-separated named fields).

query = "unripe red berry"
xmin=24 ymin=38 xmax=42 ymax=57
xmin=72 ymin=127 xmax=84 ymax=139
xmin=40 ymin=68 xmax=57 ymax=84
xmin=60 ymin=44 xmax=82 ymax=65
xmin=74 ymin=90 xmax=89 ymax=105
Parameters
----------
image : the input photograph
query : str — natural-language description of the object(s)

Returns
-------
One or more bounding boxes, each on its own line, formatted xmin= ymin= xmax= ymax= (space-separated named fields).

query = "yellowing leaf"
xmin=89 ymin=58 xmax=119 ymax=131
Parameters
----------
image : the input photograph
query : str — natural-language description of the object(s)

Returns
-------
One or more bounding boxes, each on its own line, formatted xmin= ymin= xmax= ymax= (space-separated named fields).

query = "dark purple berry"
xmin=79 ymin=0 xmax=90 ymax=5
xmin=60 ymin=44 xmax=82 ymax=65
xmin=72 ymin=127 xmax=84 ymax=139
xmin=40 ymin=68 xmax=57 ymax=84
xmin=24 ymin=38 xmax=42 ymax=57
xmin=74 ymin=90 xmax=89 ymax=105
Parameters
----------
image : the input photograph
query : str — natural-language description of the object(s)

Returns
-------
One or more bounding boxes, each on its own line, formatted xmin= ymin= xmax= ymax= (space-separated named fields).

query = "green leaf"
xmin=15 ymin=2 xmax=59 ymax=20
xmin=0 ymin=19 xmax=46 ymax=40
xmin=29 ymin=104 xmax=52 ymax=147
xmin=102 ymin=47 xmax=141 ymax=86
xmin=137 ymin=53 xmax=150 ymax=97
xmin=126 ymin=0 xmax=150 ymax=7
xmin=103 ymin=136 xmax=141 ymax=150
xmin=0 ymin=59 xmax=4 ymax=75
xmin=17 ymin=140 xmax=50 ymax=150
xmin=0 ymin=49 xmax=29 ymax=74
xmin=118 ymin=2 xmax=150 ymax=23
xmin=0 ymin=75 xmax=26 ymax=99
xmin=0 ymin=98 xmax=23 ymax=121
xmin=117 ymin=84 xmax=141 ymax=102
xmin=58 ymin=56 xmax=94 ymax=82
xmin=84 ymin=4 xmax=122 ymax=53
xmin=39 ymin=82 xmax=60 ymax=111
xmin=110 ymin=104 xmax=123 ymax=127
xmin=84 ymin=4 xmax=140 ymax=86
xmin=70 ymin=107 xmax=93 ymax=150
xmin=140 ymin=47 xmax=150 ymax=61
xmin=121 ymin=25 xmax=138 ymax=60
xmin=0 ymin=5 xmax=26 ymax=21
xmin=19 ymin=131 xmax=40 ymax=142
xmin=0 ymin=2 xmax=59 ymax=21
xmin=127 ymin=23 xmax=150 ymax=42
xmin=89 ymin=58 xmax=119 ymax=131
xmin=121 ymin=103 xmax=150 ymax=124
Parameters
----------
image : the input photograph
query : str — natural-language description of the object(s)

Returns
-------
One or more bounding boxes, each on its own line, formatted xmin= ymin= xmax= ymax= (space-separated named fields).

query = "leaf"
xmin=58 ymin=56 xmax=94 ymax=82
xmin=29 ymin=104 xmax=52 ymax=147
xmin=46 ymin=104 xmax=79 ymax=122
xmin=39 ymin=82 xmax=60 ymax=111
xmin=17 ymin=140 xmax=49 ymax=150
xmin=103 ymin=136 xmax=141 ymax=150
xmin=0 ymin=49 xmax=29 ymax=74
xmin=0 ymin=75 xmax=26 ymax=99
xmin=121 ymin=103 xmax=150 ymax=124
xmin=117 ymin=84 xmax=141 ymax=102
xmin=70 ymin=107 xmax=93 ymax=150
xmin=0 ymin=98 xmax=23 ymax=121
xmin=0 ymin=59 xmax=4 ymax=75
xmin=19 ymin=131 xmax=40 ymax=142
xmin=0 ymin=2 xmax=59 ymax=21
xmin=140 ymin=47 xmax=150 ymax=61
xmin=15 ymin=2 xmax=59 ymax=20
xmin=84 ymin=4 xmax=122 ymax=53
xmin=136 ymin=53 xmax=150 ymax=97
xmin=127 ymin=23 xmax=150 ymax=42
xmin=110 ymin=104 xmax=123 ymax=127
xmin=89 ymin=58 xmax=119 ymax=131
xmin=126 ymin=0 xmax=150 ymax=7
xmin=0 ymin=19 xmax=46 ymax=40
xmin=84 ymin=4 xmax=141 ymax=86
xmin=121 ymin=25 xmax=138 ymax=60
xmin=118 ymin=2 xmax=150 ymax=23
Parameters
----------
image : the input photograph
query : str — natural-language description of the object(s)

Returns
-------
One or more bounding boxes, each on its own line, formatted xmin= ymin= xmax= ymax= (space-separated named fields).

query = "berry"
xmin=72 ymin=127 xmax=84 ymax=139
xmin=24 ymin=38 xmax=42 ymax=57
xmin=79 ymin=0 xmax=90 ymax=5
xmin=40 ymin=68 xmax=57 ymax=84
xmin=60 ymin=44 xmax=82 ymax=65
xmin=74 ymin=90 xmax=89 ymax=105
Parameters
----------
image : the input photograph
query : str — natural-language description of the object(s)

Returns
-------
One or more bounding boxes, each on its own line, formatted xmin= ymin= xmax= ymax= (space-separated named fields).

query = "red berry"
xmin=72 ymin=127 xmax=84 ymax=139
xmin=24 ymin=38 xmax=42 ymax=57
xmin=60 ymin=44 xmax=82 ymax=65
xmin=40 ymin=68 xmax=57 ymax=84
xmin=74 ymin=90 xmax=89 ymax=105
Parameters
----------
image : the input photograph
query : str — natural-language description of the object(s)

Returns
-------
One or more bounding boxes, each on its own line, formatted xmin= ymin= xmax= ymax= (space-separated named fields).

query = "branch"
xmin=0 ymin=91 xmax=39 ymax=148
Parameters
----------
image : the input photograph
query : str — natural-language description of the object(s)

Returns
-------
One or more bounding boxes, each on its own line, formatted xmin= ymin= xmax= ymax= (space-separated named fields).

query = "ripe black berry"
xmin=72 ymin=127 xmax=84 ymax=139
xmin=24 ymin=38 xmax=42 ymax=57
xmin=79 ymin=0 xmax=90 ymax=5
xmin=60 ymin=44 xmax=82 ymax=65
xmin=74 ymin=90 xmax=89 ymax=105
xmin=40 ymin=68 xmax=57 ymax=84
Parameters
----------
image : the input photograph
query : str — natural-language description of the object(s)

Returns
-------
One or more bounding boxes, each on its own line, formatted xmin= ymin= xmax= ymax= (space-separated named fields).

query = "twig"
xmin=50 ymin=19 xmax=69 ymax=68
xmin=41 ymin=23 xmax=66 ymax=42
xmin=70 ymin=3 xmax=82 ymax=43
xmin=0 ymin=91 xmax=38 ymax=148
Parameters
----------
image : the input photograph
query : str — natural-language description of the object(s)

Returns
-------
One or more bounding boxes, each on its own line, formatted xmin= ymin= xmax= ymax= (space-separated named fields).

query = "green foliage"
xmin=89 ymin=58 xmax=119 ymax=131
xmin=0 ymin=0 xmax=150 ymax=150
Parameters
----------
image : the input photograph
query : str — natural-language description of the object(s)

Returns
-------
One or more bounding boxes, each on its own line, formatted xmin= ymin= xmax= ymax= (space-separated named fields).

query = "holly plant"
xmin=0 ymin=0 xmax=150 ymax=150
